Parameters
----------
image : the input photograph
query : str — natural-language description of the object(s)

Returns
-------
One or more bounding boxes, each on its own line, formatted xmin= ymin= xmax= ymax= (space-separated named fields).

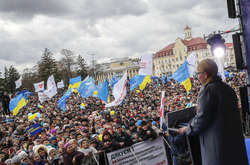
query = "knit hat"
xmin=47 ymin=146 xmax=56 ymax=155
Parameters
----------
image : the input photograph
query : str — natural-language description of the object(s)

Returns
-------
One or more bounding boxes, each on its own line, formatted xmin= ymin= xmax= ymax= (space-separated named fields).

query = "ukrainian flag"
xmin=130 ymin=75 xmax=152 ymax=91
xmin=9 ymin=94 xmax=27 ymax=116
xmin=172 ymin=61 xmax=192 ymax=94
xmin=68 ymin=76 xmax=82 ymax=89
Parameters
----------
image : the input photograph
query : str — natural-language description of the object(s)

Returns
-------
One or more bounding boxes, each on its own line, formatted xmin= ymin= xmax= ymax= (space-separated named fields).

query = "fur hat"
xmin=33 ymin=144 xmax=48 ymax=154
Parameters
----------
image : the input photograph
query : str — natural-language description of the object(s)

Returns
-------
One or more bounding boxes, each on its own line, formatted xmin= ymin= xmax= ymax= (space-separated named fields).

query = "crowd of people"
xmin=0 ymin=69 xmax=247 ymax=165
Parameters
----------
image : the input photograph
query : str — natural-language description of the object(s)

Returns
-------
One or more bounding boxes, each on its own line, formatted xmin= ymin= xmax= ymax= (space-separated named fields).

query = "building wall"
xmin=153 ymin=27 xmax=236 ymax=77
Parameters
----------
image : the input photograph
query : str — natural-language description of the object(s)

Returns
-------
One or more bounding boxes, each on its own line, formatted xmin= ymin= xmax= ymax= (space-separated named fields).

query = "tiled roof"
xmin=182 ymin=37 xmax=207 ymax=46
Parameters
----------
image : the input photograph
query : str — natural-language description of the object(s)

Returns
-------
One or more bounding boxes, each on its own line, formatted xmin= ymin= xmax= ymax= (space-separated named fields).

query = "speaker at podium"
xmin=167 ymin=107 xmax=202 ymax=165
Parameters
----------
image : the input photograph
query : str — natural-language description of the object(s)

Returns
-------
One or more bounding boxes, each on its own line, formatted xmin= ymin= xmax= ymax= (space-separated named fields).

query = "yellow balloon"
xmin=110 ymin=110 xmax=115 ymax=115
xmin=136 ymin=90 xmax=140 ymax=93
xmin=99 ymin=134 xmax=103 ymax=141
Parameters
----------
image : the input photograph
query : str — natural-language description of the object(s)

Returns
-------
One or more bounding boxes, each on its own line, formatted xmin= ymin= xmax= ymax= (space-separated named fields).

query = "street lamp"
xmin=207 ymin=34 xmax=226 ymax=58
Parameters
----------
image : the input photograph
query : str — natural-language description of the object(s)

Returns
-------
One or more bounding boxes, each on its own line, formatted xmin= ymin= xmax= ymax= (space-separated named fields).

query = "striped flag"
xmin=160 ymin=91 xmax=166 ymax=130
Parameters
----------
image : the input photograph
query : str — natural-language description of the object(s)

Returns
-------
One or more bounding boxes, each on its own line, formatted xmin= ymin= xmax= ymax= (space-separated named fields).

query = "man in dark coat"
xmin=178 ymin=59 xmax=248 ymax=165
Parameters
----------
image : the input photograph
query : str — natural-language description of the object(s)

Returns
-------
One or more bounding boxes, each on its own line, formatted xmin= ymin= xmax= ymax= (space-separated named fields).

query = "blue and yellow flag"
xmin=9 ymin=93 xmax=27 ymax=116
xmin=78 ymin=77 xmax=97 ymax=98
xmin=130 ymin=75 xmax=152 ymax=91
xmin=68 ymin=76 xmax=82 ymax=89
xmin=172 ymin=61 xmax=192 ymax=94
xmin=25 ymin=123 xmax=43 ymax=137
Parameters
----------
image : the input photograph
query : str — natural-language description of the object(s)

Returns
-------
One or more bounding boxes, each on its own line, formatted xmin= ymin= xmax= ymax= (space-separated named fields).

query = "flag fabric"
xmin=129 ymin=75 xmax=145 ymax=91
xmin=186 ymin=52 xmax=198 ymax=78
xmin=69 ymin=76 xmax=82 ymax=89
xmin=139 ymin=54 xmax=153 ymax=75
xmin=139 ymin=75 xmax=152 ymax=90
xmin=9 ymin=93 xmax=27 ymax=116
xmin=44 ymin=75 xmax=57 ymax=98
xmin=97 ymin=79 xmax=109 ymax=103
xmin=25 ymin=123 xmax=43 ymax=137
xmin=38 ymin=92 xmax=49 ymax=103
xmin=33 ymin=81 xmax=44 ymax=92
xmin=58 ymin=89 xmax=73 ymax=111
xmin=78 ymin=77 xmax=97 ymax=98
xmin=28 ymin=113 xmax=37 ymax=121
xmin=15 ymin=76 xmax=22 ymax=89
xmin=57 ymin=80 xmax=64 ymax=88
xmin=172 ymin=61 xmax=192 ymax=94
xmin=106 ymin=72 xmax=127 ymax=108
xmin=110 ymin=74 xmax=119 ymax=88
xmin=129 ymin=75 xmax=152 ymax=91
xmin=16 ymin=90 xmax=33 ymax=97
xmin=160 ymin=91 xmax=167 ymax=130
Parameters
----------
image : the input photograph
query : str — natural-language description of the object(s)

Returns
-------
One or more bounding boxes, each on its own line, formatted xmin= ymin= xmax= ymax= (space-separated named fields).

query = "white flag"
xmin=38 ymin=91 xmax=49 ymax=103
xmin=44 ymin=75 xmax=57 ymax=98
xmin=105 ymin=72 xmax=127 ymax=108
xmin=57 ymin=80 xmax=64 ymax=89
xmin=186 ymin=52 xmax=197 ymax=77
xmin=34 ymin=81 xmax=44 ymax=92
xmin=139 ymin=54 xmax=153 ymax=76
xmin=160 ymin=91 xmax=166 ymax=129
xmin=15 ymin=76 xmax=22 ymax=89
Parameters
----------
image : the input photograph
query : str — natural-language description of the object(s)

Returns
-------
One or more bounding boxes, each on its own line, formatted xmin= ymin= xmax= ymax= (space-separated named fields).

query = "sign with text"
xmin=107 ymin=137 xmax=168 ymax=165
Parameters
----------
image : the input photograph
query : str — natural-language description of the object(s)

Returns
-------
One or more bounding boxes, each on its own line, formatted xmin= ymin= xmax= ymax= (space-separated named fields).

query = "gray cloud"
xmin=0 ymin=0 xmax=238 ymax=74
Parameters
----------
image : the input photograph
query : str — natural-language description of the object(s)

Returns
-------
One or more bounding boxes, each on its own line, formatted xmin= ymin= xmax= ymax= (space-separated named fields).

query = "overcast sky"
xmin=0 ymin=0 xmax=238 ymax=74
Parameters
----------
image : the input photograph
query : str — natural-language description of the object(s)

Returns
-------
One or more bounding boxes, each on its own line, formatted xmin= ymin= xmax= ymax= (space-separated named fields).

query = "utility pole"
xmin=87 ymin=51 xmax=97 ymax=77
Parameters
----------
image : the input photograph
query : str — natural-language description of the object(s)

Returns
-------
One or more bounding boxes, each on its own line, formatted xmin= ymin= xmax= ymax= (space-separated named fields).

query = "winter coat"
xmin=186 ymin=77 xmax=248 ymax=165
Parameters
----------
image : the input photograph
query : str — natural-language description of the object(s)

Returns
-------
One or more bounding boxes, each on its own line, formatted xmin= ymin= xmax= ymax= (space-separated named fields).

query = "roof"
xmin=182 ymin=37 xmax=207 ymax=46
xmin=184 ymin=25 xmax=191 ymax=30
xmin=157 ymin=37 xmax=207 ymax=53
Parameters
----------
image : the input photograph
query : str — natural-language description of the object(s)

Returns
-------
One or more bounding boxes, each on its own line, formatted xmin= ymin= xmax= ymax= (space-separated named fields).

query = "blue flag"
xmin=25 ymin=123 xmax=43 ymax=137
xmin=78 ymin=77 xmax=97 ymax=98
xmin=129 ymin=75 xmax=145 ymax=91
xmin=97 ymin=79 xmax=109 ymax=103
xmin=58 ymin=89 xmax=72 ymax=111
xmin=110 ymin=74 xmax=119 ymax=88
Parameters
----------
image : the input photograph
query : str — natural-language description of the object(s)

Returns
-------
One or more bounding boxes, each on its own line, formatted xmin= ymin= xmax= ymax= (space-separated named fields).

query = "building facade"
xmin=94 ymin=57 xmax=140 ymax=84
xmin=154 ymin=26 xmax=236 ymax=77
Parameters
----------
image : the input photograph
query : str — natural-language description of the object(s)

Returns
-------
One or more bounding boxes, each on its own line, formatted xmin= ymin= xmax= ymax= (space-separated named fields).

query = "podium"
xmin=167 ymin=107 xmax=202 ymax=165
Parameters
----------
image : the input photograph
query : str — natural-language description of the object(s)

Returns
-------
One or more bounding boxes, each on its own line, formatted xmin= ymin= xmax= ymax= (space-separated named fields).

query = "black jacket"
xmin=187 ymin=77 xmax=248 ymax=165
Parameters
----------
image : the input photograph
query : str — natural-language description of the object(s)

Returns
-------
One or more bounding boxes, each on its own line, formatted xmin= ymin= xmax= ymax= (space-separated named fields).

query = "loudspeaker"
xmin=227 ymin=0 xmax=237 ymax=18
xmin=239 ymin=86 xmax=250 ymax=114
xmin=233 ymin=33 xmax=245 ymax=70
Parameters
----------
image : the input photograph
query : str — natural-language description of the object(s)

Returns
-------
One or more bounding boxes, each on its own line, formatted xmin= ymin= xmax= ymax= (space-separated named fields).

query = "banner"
xmin=44 ymin=75 xmax=57 ymax=98
xmin=25 ymin=123 xmax=43 ymax=137
xmin=15 ymin=76 xmax=22 ymax=89
xmin=160 ymin=91 xmax=166 ymax=130
xmin=33 ymin=81 xmax=44 ymax=92
xmin=38 ymin=92 xmax=49 ymax=103
xmin=57 ymin=80 xmax=64 ymax=88
xmin=186 ymin=52 xmax=197 ymax=78
xmin=105 ymin=72 xmax=127 ymax=107
xmin=139 ymin=54 xmax=153 ymax=76
xmin=107 ymin=137 xmax=168 ymax=165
